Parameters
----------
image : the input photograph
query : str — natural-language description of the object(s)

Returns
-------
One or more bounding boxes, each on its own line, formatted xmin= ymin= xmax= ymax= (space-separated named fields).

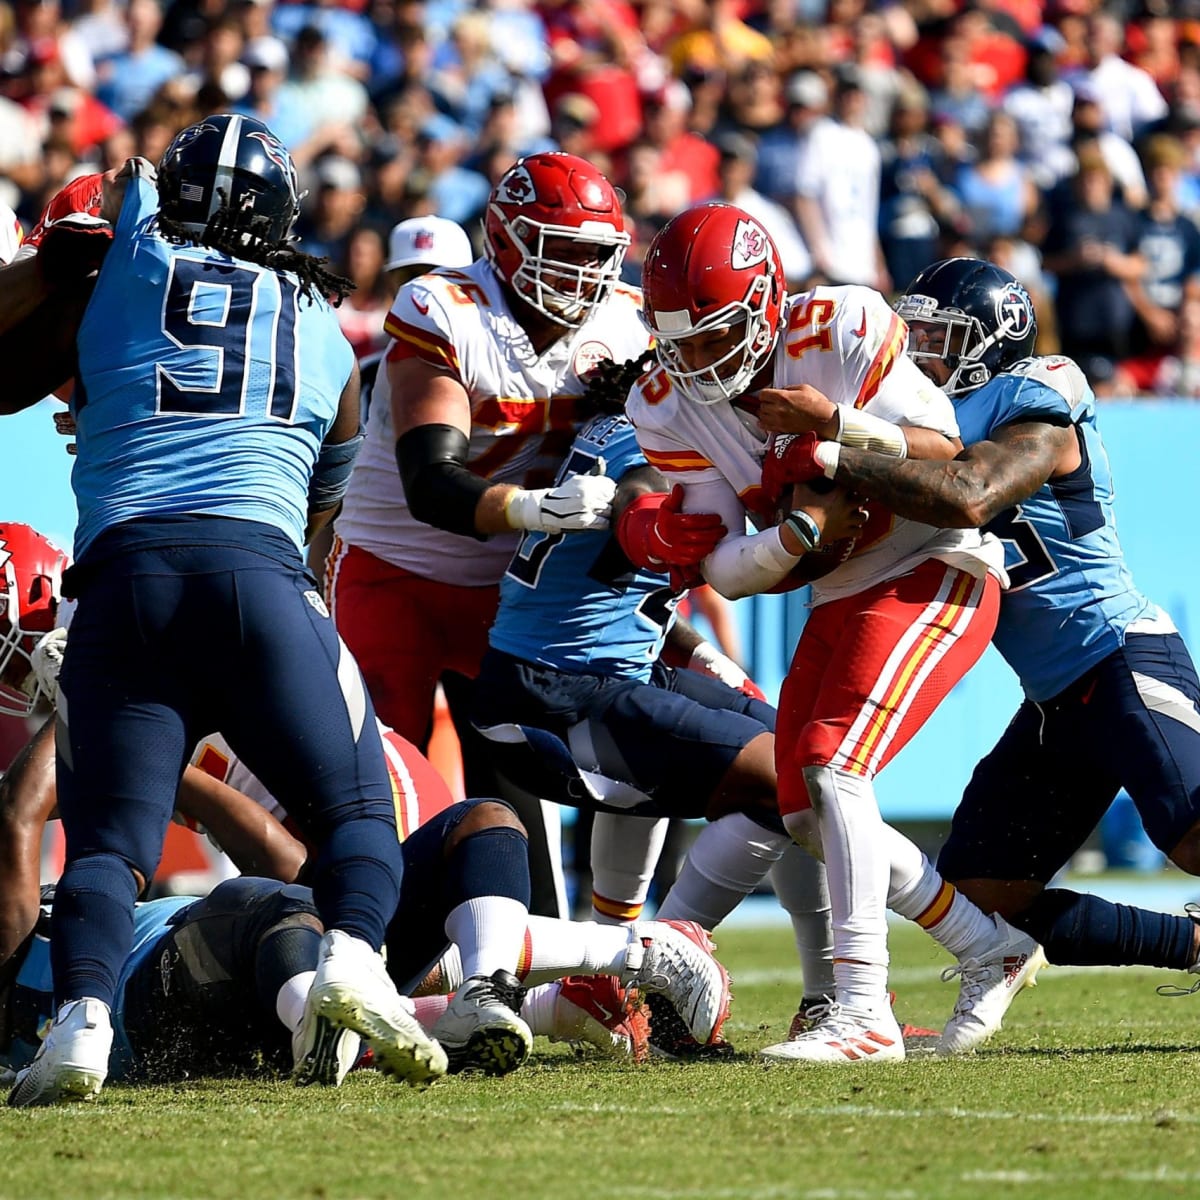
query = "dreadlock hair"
xmin=157 ymin=189 xmax=355 ymax=306
xmin=578 ymin=349 xmax=656 ymax=418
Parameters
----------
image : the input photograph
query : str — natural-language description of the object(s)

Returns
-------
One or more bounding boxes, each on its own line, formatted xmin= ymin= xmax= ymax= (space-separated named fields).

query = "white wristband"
xmin=834 ymin=405 xmax=908 ymax=457
xmin=814 ymin=440 xmax=840 ymax=479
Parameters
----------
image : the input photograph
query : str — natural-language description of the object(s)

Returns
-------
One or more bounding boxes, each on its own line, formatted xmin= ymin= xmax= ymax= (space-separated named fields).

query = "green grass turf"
xmin=4 ymin=920 xmax=1200 ymax=1200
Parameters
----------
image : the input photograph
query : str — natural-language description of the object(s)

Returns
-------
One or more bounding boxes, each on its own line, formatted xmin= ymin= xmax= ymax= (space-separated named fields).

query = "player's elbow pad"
xmin=309 ymin=426 xmax=366 ymax=512
xmin=395 ymin=423 xmax=490 ymax=540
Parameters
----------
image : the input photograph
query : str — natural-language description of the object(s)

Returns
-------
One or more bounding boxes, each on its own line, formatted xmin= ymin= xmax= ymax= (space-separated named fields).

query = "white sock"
xmin=411 ymin=994 xmax=450 ymax=1033
xmin=518 ymin=915 xmax=633 ymax=987
xmin=770 ymin=843 xmax=835 ymax=999
xmin=791 ymin=765 xmax=890 ymax=1016
xmin=589 ymin=813 xmax=668 ymax=924
xmin=520 ymin=981 xmax=561 ymax=1037
xmin=657 ymin=811 xmax=789 ymax=929
xmin=430 ymin=945 xmax=464 ymax=993
xmin=275 ymin=971 xmax=315 ymax=1034
xmin=444 ymin=896 xmax=530 ymax=979
xmin=883 ymin=824 xmax=997 ymax=960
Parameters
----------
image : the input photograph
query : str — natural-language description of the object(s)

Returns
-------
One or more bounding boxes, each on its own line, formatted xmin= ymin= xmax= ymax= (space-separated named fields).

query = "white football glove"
xmin=29 ymin=626 xmax=69 ymax=707
xmin=506 ymin=459 xmax=616 ymax=532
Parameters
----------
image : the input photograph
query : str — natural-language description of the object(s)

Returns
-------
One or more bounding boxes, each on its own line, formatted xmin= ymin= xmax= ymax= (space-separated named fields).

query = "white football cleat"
xmin=761 ymin=1003 xmax=905 ymax=1064
xmin=432 ymin=970 xmax=533 ymax=1076
xmin=937 ymin=915 xmax=1047 ymax=1055
xmin=788 ymin=992 xmax=940 ymax=1047
xmin=8 ymin=998 xmax=113 ymax=1107
xmin=624 ymin=920 xmax=731 ymax=1046
xmin=552 ymin=975 xmax=650 ymax=1062
xmin=293 ymin=930 xmax=447 ymax=1087
xmin=292 ymin=1012 xmax=362 ymax=1088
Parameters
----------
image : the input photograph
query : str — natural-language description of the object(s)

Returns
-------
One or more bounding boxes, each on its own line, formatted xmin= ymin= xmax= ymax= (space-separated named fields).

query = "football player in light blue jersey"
xmin=1 ymin=878 xmax=358 ymax=1088
xmin=7 ymin=115 xmax=447 ymax=1107
xmin=764 ymin=257 xmax=1200 ymax=1005
xmin=474 ymin=404 xmax=865 ymax=1051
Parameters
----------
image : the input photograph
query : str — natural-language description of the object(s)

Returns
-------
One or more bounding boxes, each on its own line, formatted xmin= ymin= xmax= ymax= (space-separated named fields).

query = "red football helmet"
xmin=0 ymin=524 xmax=69 ymax=717
xmin=484 ymin=152 xmax=630 ymax=327
xmin=642 ymin=203 xmax=786 ymax=405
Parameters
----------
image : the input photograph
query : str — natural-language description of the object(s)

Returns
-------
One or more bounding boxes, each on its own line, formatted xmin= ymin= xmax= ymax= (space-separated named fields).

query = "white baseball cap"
xmin=386 ymin=216 xmax=473 ymax=271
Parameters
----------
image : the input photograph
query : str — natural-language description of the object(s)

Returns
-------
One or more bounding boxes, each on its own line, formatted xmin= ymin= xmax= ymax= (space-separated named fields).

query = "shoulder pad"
xmin=1004 ymin=356 xmax=1089 ymax=410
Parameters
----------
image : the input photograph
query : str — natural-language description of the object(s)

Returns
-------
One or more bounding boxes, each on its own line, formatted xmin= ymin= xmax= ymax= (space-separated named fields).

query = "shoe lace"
xmin=793 ymin=995 xmax=835 ymax=1030
xmin=640 ymin=939 xmax=700 ymax=994
xmin=1157 ymin=978 xmax=1200 ymax=998
xmin=1156 ymin=903 xmax=1200 ymax=995
xmin=940 ymin=958 xmax=991 ymax=1017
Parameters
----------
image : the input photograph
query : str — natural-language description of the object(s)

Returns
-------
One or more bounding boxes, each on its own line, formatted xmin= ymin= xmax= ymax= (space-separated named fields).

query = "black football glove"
xmin=37 ymin=213 xmax=113 ymax=286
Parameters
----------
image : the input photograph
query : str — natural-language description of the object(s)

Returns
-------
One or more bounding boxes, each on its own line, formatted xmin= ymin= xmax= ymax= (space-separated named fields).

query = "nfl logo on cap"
xmin=386 ymin=217 xmax=473 ymax=272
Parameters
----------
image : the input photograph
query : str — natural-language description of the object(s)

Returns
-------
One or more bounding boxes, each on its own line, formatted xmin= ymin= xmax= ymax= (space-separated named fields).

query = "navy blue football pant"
xmin=53 ymin=531 xmax=403 ymax=1008
xmin=940 ymin=632 xmax=1200 ymax=882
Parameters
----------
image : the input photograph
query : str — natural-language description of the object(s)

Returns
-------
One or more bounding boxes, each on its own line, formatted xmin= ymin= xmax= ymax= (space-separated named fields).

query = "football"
xmin=774 ymin=480 xmax=857 ymax=589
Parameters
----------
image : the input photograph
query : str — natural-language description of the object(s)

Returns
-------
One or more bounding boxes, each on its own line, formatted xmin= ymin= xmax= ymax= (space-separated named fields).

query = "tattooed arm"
xmin=831 ymin=419 xmax=1079 ymax=529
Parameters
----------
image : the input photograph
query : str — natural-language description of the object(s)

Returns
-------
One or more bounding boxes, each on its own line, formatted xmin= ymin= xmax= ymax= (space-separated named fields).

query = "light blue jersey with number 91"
xmin=71 ymin=171 xmax=354 ymax=557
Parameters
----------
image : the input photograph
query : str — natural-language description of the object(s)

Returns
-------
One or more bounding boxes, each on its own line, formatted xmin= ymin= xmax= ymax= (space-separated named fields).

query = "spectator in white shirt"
xmin=794 ymin=66 xmax=887 ymax=289
xmin=1074 ymin=12 xmax=1167 ymax=144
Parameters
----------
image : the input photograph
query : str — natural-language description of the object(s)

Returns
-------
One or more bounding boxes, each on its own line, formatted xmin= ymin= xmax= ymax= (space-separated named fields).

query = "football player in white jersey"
xmin=628 ymin=203 xmax=1040 ymax=1063
xmin=329 ymin=152 xmax=649 ymax=919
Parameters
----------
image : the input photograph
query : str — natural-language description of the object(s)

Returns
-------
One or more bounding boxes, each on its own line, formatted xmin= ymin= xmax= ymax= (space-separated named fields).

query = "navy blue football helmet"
xmin=157 ymin=114 xmax=301 ymax=247
xmin=895 ymin=257 xmax=1037 ymax=396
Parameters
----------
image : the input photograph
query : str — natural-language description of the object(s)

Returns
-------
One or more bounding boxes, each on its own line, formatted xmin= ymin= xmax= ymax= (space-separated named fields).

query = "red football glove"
xmin=761 ymin=431 xmax=826 ymax=511
xmin=616 ymin=484 xmax=727 ymax=570
xmin=37 ymin=213 xmax=113 ymax=286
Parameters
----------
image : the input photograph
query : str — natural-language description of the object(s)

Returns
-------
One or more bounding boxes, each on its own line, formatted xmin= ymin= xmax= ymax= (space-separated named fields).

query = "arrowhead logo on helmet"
xmin=497 ymin=166 xmax=534 ymax=204
xmin=731 ymin=219 xmax=769 ymax=270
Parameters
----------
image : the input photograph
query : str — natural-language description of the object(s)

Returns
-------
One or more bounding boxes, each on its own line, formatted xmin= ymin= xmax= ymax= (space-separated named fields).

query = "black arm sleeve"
xmin=395 ymin=423 xmax=493 ymax=540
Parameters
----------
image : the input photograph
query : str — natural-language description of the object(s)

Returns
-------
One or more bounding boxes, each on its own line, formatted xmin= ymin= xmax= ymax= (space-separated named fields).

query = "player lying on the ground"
xmin=0 ymin=874 xmax=656 ymax=1091
xmin=0 ymin=699 xmax=730 ymax=1080
xmin=759 ymin=257 xmax=1200 ymax=1015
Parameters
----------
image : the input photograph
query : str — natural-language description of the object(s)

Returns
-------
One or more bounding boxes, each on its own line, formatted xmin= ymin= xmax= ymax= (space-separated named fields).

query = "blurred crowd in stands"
xmin=4 ymin=0 xmax=1200 ymax=397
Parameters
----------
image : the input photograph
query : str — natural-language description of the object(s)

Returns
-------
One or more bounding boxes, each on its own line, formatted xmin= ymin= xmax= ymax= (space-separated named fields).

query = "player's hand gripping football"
xmin=787 ymin=480 xmax=870 ymax=549
xmin=616 ymin=484 xmax=727 ymax=571
xmin=507 ymin=459 xmax=618 ymax=533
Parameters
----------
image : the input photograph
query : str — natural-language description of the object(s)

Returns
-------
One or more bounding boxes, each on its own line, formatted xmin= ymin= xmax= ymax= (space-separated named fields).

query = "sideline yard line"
xmin=542 ymin=1101 xmax=1200 ymax=1126
xmin=607 ymin=1188 xmax=917 ymax=1200
xmin=964 ymin=1168 xmax=1200 ymax=1185
xmin=734 ymin=962 xmax=1174 ymax=987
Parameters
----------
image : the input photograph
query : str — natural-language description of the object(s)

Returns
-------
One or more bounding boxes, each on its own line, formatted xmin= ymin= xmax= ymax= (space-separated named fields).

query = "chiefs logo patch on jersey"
xmin=496 ymin=165 xmax=535 ymax=205
xmin=573 ymin=340 xmax=612 ymax=378
xmin=996 ymin=285 xmax=1034 ymax=341
xmin=731 ymin=219 xmax=769 ymax=271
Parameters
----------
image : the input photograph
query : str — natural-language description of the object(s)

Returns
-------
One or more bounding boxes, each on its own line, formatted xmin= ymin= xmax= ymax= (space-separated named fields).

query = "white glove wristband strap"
xmin=505 ymin=488 xmax=546 ymax=531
